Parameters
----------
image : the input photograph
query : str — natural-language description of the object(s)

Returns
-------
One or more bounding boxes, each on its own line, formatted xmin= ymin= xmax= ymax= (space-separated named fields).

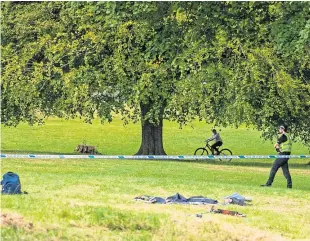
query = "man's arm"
xmin=207 ymin=134 xmax=216 ymax=142
xmin=274 ymin=134 xmax=288 ymax=148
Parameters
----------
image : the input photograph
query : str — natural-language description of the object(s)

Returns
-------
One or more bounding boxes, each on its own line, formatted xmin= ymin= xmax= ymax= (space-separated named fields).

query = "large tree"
xmin=1 ymin=2 xmax=310 ymax=154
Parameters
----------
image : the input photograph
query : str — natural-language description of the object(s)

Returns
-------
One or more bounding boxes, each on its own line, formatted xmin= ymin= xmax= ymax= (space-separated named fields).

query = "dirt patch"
xmin=219 ymin=221 xmax=288 ymax=241
xmin=1 ymin=213 xmax=33 ymax=230
xmin=162 ymin=212 xmax=289 ymax=241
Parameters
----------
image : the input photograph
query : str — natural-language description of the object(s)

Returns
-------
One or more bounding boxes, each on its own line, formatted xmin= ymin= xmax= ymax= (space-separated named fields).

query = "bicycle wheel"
xmin=219 ymin=149 xmax=232 ymax=162
xmin=194 ymin=148 xmax=209 ymax=160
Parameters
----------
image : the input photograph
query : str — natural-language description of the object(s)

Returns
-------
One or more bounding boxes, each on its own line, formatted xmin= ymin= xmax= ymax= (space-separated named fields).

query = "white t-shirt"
xmin=209 ymin=133 xmax=222 ymax=143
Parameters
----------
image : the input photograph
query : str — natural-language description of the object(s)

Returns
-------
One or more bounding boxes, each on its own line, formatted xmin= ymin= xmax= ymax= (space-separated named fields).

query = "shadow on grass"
xmin=169 ymin=159 xmax=310 ymax=170
xmin=212 ymin=160 xmax=309 ymax=169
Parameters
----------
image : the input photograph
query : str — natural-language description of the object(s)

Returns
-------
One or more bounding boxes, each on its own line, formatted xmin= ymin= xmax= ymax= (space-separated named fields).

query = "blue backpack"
xmin=1 ymin=172 xmax=22 ymax=194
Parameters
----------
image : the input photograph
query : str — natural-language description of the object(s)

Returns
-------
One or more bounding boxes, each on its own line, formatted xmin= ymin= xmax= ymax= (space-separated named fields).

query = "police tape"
xmin=1 ymin=154 xmax=310 ymax=160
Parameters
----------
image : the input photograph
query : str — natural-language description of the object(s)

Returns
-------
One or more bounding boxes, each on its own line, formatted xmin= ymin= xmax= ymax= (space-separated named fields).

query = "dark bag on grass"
xmin=1 ymin=172 xmax=22 ymax=194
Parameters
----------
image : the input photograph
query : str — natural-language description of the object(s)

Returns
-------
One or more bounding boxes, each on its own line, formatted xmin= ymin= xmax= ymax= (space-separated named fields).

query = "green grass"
xmin=1 ymin=116 xmax=309 ymax=155
xmin=1 ymin=118 xmax=310 ymax=240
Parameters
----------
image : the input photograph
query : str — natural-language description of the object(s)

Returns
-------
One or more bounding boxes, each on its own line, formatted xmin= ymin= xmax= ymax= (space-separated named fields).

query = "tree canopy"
xmin=1 ymin=2 xmax=310 ymax=153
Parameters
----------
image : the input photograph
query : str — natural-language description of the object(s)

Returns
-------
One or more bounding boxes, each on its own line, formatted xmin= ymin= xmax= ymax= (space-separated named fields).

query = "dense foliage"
xmin=1 ymin=2 xmax=309 ymax=151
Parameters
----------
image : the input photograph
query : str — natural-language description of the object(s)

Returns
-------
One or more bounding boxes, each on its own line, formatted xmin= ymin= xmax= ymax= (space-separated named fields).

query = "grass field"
xmin=1 ymin=118 xmax=310 ymax=241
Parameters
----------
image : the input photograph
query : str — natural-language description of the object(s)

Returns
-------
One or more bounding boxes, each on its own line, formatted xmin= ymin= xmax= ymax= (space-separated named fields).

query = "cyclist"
xmin=206 ymin=129 xmax=223 ymax=155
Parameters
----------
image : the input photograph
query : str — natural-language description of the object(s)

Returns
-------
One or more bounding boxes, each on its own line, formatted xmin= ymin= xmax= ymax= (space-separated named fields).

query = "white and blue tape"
xmin=1 ymin=154 xmax=310 ymax=160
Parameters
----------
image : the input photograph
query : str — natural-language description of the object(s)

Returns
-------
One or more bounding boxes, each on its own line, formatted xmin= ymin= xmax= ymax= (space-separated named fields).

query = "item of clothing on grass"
xmin=134 ymin=195 xmax=166 ymax=204
xmin=192 ymin=206 xmax=247 ymax=218
xmin=134 ymin=193 xmax=218 ymax=205
xmin=210 ymin=206 xmax=246 ymax=217
xmin=166 ymin=193 xmax=188 ymax=203
xmin=224 ymin=193 xmax=252 ymax=206
xmin=186 ymin=196 xmax=219 ymax=205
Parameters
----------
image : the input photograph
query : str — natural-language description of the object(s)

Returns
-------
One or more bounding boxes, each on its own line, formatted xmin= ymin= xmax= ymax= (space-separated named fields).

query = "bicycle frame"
xmin=205 ymin=142 xmax=219 ymax=155
xmin=194 ymin=141 xmax=232 ymax=161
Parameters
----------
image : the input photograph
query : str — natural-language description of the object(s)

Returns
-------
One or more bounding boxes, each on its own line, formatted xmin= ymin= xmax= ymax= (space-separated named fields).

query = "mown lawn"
xmin=1 ymin=118 xmax=310 ymax=240
xmin=2 ymin=116 xmax=309 ymax=155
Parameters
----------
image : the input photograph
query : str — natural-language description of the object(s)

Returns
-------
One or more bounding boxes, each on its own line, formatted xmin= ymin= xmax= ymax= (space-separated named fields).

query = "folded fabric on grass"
xmin=134 ymin=193 xmax=218 ymax=205
xmin=134 ymin=195 xmax=166 ymax=204
xmin=224 ymin=193 xmax=252 ymax=206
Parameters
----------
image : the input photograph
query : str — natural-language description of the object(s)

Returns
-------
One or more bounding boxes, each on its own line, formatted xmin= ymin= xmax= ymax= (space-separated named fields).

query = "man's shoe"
xmin=287 ymin=186 xmax=292 ymax=189
xmin=260 ymin=184 xmax=271 ymax=187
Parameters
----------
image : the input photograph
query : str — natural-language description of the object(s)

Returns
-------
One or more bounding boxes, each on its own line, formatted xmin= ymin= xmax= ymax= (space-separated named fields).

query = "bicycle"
xmin=194 ymin=140 xmax=233 ymax=161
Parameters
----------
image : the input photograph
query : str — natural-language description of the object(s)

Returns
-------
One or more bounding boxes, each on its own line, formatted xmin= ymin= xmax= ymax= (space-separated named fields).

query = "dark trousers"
xmin=211 ymin=141 xmax=223 ymax=154
xmin=266 ymin=152 xmax=292 ymax=188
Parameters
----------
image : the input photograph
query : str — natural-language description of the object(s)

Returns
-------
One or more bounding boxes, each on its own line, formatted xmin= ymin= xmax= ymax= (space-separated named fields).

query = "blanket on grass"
xmin=134 ymin=193 xmax=218 ymax=205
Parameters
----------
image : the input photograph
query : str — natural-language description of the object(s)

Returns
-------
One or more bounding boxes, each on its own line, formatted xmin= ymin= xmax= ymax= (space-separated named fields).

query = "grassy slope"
xmin=1 ymin=118 xmax=310 ymax=241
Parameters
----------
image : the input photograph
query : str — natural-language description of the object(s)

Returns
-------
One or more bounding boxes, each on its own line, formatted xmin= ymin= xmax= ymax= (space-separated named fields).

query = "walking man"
xmin=261 ymin=125 xmax=293 ymax=188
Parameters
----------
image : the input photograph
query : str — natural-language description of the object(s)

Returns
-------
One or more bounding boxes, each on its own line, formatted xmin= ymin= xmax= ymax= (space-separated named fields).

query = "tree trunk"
xmin=135 ymin=103 xmax=167 ymax=155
